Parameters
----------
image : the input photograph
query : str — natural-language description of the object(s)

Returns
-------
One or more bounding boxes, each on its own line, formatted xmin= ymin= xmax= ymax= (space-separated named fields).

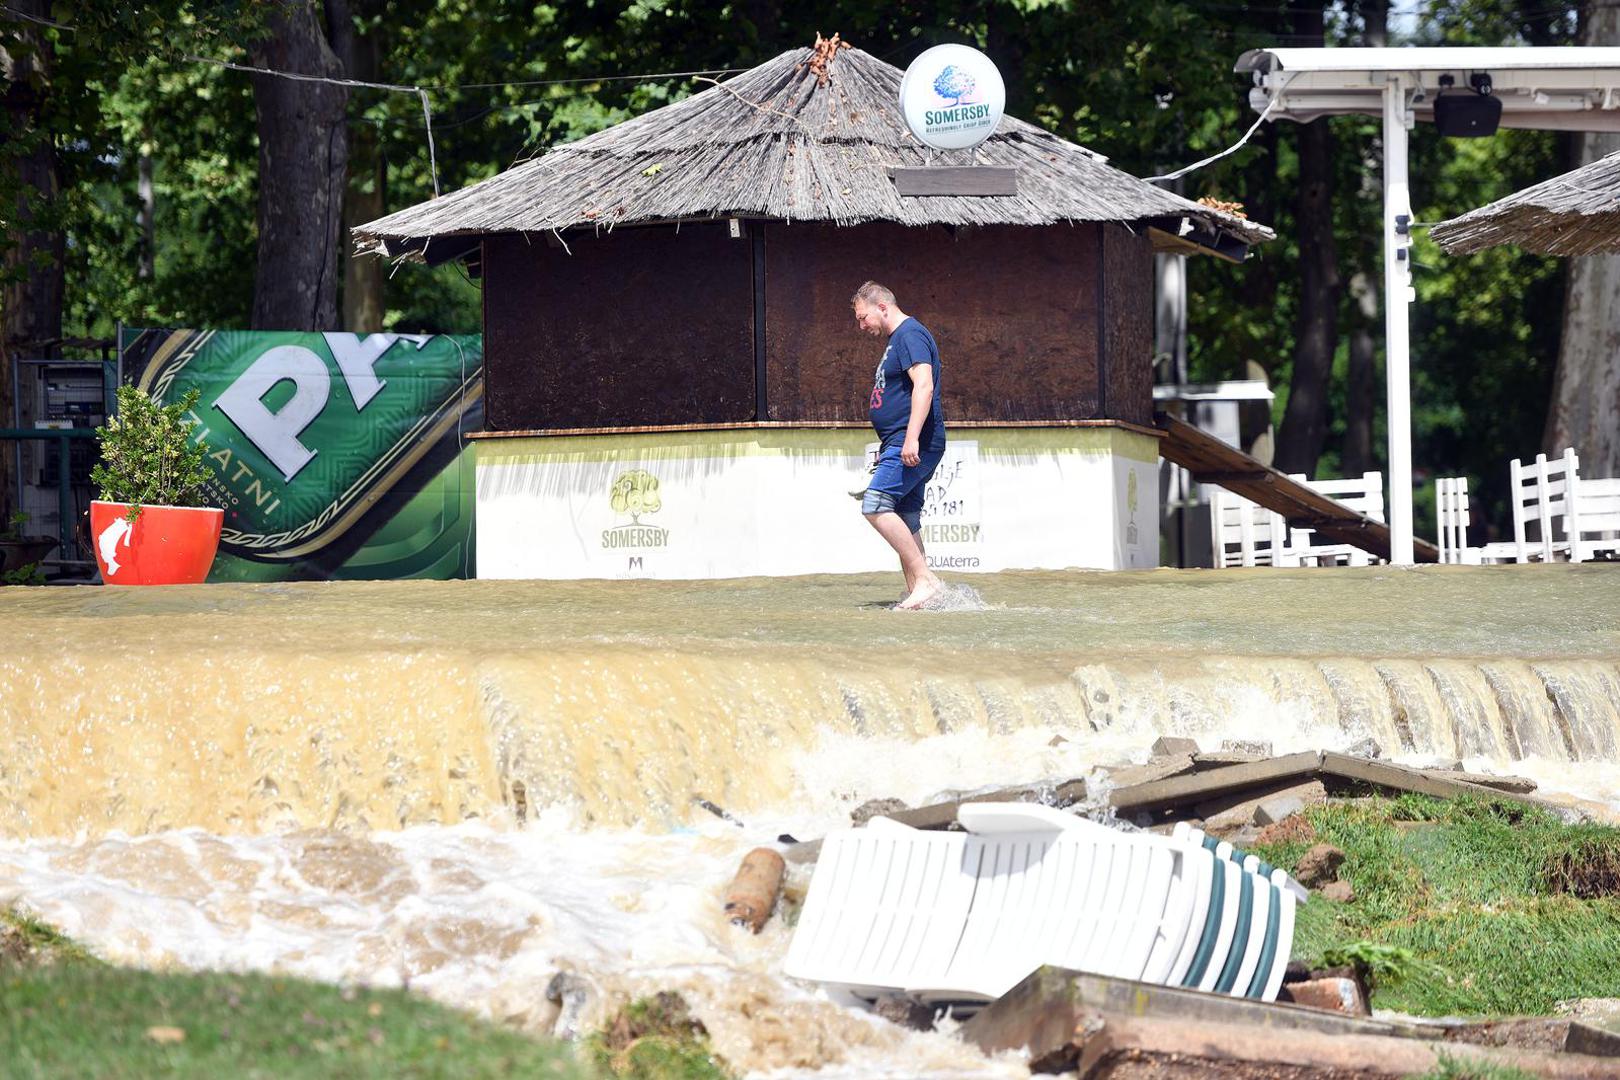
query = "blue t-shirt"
xmin=868 ymin=317 xmax=946 ymax=452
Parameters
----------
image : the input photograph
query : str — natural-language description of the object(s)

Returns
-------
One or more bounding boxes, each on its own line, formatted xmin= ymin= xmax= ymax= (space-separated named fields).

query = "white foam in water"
xmin=917 ymin=583 xmax=992 ymax=612
xmin=2 ymin=744 xmax=1618 ymax=1079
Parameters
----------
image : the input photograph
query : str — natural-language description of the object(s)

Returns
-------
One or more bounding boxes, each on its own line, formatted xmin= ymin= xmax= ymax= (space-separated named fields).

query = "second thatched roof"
xmin=354 ymin=42 xmax=1272 ymax=257
xmin=1431 ymin=150 xmax=1620 ymax=256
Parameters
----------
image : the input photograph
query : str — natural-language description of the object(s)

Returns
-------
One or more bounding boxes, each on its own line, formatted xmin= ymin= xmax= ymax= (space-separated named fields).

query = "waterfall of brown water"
xmin=3 ymin=568 xmax=1618 ymax=838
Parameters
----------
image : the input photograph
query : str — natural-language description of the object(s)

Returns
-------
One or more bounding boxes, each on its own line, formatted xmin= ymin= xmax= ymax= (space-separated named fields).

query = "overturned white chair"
xmin=784 ymin=804 xmax=1299 ymax=1005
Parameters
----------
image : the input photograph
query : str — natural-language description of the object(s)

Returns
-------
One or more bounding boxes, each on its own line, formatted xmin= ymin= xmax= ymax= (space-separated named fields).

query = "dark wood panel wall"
xmin=1100 ymin=225 xmax=1155 ymax=428
xmin=481 ymin=219 xmax=1155 ymax=431
xmin=763 ymin=221 xmax=1102 ymax=422
xmin=482 ymin=225 xmax=754 ymax=430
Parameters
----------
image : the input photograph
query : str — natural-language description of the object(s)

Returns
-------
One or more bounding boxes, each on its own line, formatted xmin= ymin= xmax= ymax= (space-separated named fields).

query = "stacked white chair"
xmin=784 ymin=803 xmax=1302 ymax=1005
xmin=1209 ymin=487 xmax=1294 ymax=567
xmin=1285 ymin=471 xmax=1385 ymax=566
xmin=1436 ymin=477 xmax=1484 ymax=564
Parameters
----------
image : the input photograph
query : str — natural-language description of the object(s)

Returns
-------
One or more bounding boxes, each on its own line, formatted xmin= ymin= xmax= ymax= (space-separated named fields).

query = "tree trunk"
xmin=331 ymin=0 xmax=386 ymax=333
xmin=1341 ymin=0 xmax=1385 ymax=477
xmin=249 ymin=0 xmax=349 ymax=331
xmin=1274 ymin=1 xmax=1340 ymax=477
xmin=1275 ymin=113 xmax=1341 ymax=475
xmin=1545 ymin=1 xmax=1620 ymax=475
xmin=1 ymin=0 xmax=64 ymax=519
xmin=1343 ymin=273 xmax=1378 ymax=476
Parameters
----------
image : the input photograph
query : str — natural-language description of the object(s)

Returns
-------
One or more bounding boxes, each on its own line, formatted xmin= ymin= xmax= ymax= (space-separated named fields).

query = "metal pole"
xmin=1382 ymin=78 xmax=1416 ymax=566
xmin=56 ymin=432 xmax=72 ymax=559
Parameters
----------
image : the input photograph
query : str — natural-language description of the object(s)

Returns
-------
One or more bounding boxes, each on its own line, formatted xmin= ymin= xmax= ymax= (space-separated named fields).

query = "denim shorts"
xmin=861 ymin=444 xmax=944 ymax=531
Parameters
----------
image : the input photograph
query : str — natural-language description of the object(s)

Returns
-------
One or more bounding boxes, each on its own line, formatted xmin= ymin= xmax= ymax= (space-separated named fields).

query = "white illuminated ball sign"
xmin=898 ymin=44 xmax=1007 ymax=152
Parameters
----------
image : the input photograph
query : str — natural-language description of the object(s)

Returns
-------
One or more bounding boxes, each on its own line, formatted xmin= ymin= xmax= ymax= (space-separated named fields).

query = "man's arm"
xmin=901 ymin=361 xmax=934 ymax=466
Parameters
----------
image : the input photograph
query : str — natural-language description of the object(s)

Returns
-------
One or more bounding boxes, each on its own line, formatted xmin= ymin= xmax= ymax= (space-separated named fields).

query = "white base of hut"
xmin=472 ymin=425 xmax=1160 ymax=579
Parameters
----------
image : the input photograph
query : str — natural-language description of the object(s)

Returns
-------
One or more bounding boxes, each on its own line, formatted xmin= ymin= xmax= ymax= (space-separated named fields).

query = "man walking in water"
xmin=852 ymin=281 xmax=946 ymax=610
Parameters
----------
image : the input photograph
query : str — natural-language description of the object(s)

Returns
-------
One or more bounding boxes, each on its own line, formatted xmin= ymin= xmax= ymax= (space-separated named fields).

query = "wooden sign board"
xmin=890 ymin=166 xmax=1018 ymax=197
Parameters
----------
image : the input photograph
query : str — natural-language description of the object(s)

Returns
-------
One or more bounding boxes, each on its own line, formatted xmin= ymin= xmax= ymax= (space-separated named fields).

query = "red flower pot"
xmin=90 ymin=501 xmax=224 ymax=586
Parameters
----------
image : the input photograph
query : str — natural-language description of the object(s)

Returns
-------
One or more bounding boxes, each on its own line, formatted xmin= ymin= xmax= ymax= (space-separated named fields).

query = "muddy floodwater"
xmin=2 ymin=565 xmax=1618 ymax=1076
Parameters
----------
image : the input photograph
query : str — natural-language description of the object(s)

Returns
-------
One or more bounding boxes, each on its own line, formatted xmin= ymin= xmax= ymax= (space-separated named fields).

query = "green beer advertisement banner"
xmin=117 ymin=329 xmax=482 ymax=581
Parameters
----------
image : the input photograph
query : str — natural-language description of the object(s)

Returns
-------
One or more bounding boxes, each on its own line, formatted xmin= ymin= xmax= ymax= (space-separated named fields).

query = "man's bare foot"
xmin=897 ymin=576 xmax=943 ymax=610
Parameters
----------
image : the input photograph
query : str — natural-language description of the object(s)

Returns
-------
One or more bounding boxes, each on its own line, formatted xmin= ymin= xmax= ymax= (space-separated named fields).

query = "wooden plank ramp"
xmin=1156 ymin=412 xmax=1440 ymax=564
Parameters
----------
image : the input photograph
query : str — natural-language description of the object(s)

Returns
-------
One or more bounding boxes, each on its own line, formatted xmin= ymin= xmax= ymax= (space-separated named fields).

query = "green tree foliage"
xmin=5 ymin=0 xmax=1594 ymax=542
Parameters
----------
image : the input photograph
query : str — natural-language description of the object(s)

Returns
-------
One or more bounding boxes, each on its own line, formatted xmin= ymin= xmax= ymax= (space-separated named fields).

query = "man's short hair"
xmin=851 ymin=281 xmax=896 ymax=308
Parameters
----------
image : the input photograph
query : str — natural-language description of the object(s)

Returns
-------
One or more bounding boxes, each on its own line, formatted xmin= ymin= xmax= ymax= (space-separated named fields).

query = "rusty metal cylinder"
xmin=723 ymin=847 xmax=785 ymax=933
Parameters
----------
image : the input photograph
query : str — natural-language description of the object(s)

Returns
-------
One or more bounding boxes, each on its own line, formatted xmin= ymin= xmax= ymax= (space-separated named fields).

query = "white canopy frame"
xmin=1234 ymin=47 xmax=1620 ymax=565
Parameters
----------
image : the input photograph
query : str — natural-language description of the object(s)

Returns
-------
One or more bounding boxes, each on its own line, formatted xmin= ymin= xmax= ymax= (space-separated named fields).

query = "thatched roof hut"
xmin=354 ymin=43 xmax=1272 ymax=259
xmin=1431 ymin=149 xmax=1620 ymax=256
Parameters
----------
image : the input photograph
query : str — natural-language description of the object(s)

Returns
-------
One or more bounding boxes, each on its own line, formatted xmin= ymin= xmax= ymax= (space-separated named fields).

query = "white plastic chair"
xmin=784 ymin=804 xmax=1299 ymax=1005
xmin=1286 ymin=472 xmax=1385 ymax=567
xmin=1507 ymin=450 xmax=1578 ymax=562
xmin=1570 ymin=473 xmax=1620 ymax=562
xmin=1209 ymin=487 xmax=1295 ymax=567
xmin=1436 ymin=477 xmax=1484 ymax=564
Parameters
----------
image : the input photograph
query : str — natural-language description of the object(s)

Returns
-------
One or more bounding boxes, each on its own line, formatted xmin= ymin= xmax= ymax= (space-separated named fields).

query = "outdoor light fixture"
xmin=1433 ymin=73 xmax=1502 ymax=138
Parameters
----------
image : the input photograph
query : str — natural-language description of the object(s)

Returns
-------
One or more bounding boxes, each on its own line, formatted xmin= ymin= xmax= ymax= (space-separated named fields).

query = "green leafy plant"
xmin=90 ymin=385 xmax=213 ymax=522
xmin=2 ymin=511 xmax=28 ymax=541
xmin=2 ymin=563 xmax=47 ymax=587
xmin=1322 ymin=940 xmax=1424 ymax=988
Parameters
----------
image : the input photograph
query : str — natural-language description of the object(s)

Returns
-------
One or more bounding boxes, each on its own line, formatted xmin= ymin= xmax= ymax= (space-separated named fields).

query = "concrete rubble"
xmin=960 ymin=967 xmax=1620 ymax=1078
xmin=1108 ymin=744 xmax=1546 ymax=830
xmin=774 ymin=737 xmax=1598 ymax=1076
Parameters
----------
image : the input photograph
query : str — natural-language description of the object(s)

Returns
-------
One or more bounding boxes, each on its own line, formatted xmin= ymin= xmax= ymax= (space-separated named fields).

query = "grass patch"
xmin=585 ymin=992 xmax=733 ymax=1080
xmin=1 ymin=955 xmax=587 ymax=1079
xmin=1255 ymin=796 xmax=1620 ymax=1017
xmin=1 ymin=908 xmax=98 ymax=967
xmin=1408 ymin=1052 xmax=1539 ymax=1080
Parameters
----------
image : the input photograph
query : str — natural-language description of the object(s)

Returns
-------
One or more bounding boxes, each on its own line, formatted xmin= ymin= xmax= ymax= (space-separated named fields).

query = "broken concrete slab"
xmin=788 ymin=777 xmax=1092 ymax=860
xmin=1442 ymin=1017 xmax=1620 ymax=1057
xmin=1069 ymin=1014 xmax=1620 ymax=1079
xmin=960 ymin=966 xmax=1413 ymax=1071
xmin=1558 ymin=998 xmax=1620 ymax=1033
xmin=1255 ymin=792 xmax=1309 ymax=826
xmin=1195 ymin=778 xmax=1327 ymax=832
xmin=1104 ymin=754 xmax=1197 ymax=789
xmin=1320 ymin=752 xmax=1547 ymax=808
xmin=1191 ymin=750 xmax=1266 ymax=769
xmin=1110 ymin=752 xmax=1323 ymax=814
xmin=1150 ymin=736 xmax=1199 ymax=758
xmin=1427 ymin=768 xmax=1539 ymax=794
xmin=882 ymin=777 xmax=1088 ymax=831
xmin=961 ymin=968 xmax=1620 ymax=1078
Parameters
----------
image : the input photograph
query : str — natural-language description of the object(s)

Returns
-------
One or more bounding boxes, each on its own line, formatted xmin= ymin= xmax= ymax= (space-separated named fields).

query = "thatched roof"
xmin=1431 ymin=150 xmax=1620 ymax=256
xmin=354 ymin=43 xmax=1272 ymax=259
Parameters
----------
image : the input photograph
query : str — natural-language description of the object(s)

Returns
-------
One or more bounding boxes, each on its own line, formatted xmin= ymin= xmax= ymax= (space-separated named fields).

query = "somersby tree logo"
xmin=900 ymin=45 xmax=1004 ymax=152
xmin=1126 ymin=470 xmax=1139 ymax=546
xmin=603 ymin=469 xmax=669 ymax=550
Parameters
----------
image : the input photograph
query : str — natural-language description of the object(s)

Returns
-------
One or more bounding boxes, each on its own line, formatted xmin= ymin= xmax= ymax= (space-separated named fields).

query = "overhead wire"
xmin=1147 ymin=73 xmax=1297 ymax=182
